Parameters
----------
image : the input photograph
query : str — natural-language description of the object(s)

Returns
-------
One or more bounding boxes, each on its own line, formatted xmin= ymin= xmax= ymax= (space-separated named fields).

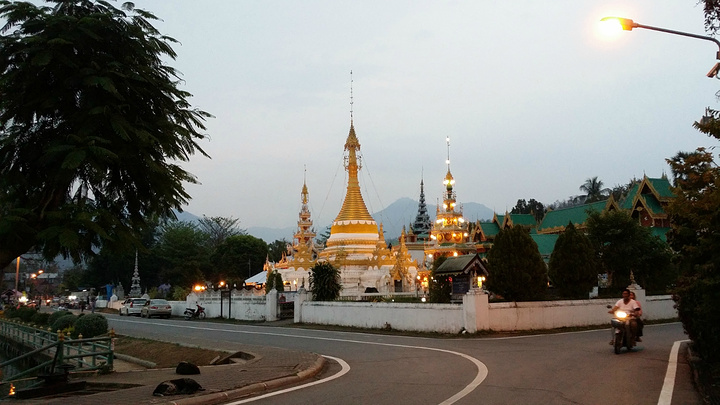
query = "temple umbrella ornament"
xmin=600 ymin=16 xmax=720 ymax=78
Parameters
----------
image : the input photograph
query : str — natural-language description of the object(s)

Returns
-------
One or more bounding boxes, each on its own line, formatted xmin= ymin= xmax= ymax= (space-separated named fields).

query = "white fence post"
xmin=294 ymin=288 xmax=309 ymax=323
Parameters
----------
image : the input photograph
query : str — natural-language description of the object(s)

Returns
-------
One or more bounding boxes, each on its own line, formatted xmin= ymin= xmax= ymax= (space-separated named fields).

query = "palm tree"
xmin=579 ymin=177 xmax=610 ymax=203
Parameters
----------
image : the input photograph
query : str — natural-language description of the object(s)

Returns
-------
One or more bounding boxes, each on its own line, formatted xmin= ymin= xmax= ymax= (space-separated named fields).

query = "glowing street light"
xmin=600 ymin=16 xmax=720 ymax=77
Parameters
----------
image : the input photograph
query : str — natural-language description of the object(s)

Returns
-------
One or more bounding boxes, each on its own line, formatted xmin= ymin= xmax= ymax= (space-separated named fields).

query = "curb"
xmin=113 ymin=353 xmax=157 ymax=369
xmin=167 ymin=355 xmax=326 ymax=405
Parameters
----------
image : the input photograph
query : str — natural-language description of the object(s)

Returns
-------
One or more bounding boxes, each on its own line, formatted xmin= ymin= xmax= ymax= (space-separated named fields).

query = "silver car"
xmin=119 ymin=298 xmax=148 ymax=316
xmin=140 ymin=299 xmax=172 ymax=319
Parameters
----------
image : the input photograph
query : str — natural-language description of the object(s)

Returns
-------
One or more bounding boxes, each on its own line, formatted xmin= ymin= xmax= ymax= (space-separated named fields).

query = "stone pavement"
xmin=21 ymin=345 xmax=325 ymax=405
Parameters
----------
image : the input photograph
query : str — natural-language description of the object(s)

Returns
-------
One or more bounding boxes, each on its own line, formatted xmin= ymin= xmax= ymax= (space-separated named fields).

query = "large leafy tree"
xmin=668 ymin=147 xmax=720 ymax=363
xmin=0 ymin=0 xmax=210 ymax=270
xmin=510 ymin=198 xmax=545 ymax=223
xmin=209 ymin=234 xmax=268 ymax=282
xmin=267 ymin=239 xmax=289 ymax=262
xmin=585 ymin=210 xmax=674 ymax=292
xmin=548 ymin=223 xmax=598 ymax=299
xmin=197 ymin=216 xmax=245 ymax=250
xmin=486 ymin=226 xmax=547 ymax=301
xmin=308 ymin=261 xmax=341 ymax=301
xmin=152 ymin=221 xmax=210 ymax=288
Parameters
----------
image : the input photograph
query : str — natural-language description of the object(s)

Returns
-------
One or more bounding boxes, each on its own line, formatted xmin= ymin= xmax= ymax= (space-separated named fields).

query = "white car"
xmin=118 ymin=298 xmax=148 ymax=316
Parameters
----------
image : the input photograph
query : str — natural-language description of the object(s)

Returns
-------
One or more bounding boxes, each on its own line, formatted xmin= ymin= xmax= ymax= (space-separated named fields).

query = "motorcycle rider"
xmin=608 ymin=288 xmax=641 ymax=345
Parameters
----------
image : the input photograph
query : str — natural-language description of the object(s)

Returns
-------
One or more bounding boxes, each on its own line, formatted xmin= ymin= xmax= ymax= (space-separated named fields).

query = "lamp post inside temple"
xmin=600 ymin=16 xmax=720 ymax=77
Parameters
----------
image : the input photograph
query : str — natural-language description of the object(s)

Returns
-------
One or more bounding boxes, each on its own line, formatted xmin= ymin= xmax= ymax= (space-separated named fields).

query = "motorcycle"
xmin=184 ymin=304 xmax=206 ymax=320
xmin=608 ymin=305 xmax=637 ymax=354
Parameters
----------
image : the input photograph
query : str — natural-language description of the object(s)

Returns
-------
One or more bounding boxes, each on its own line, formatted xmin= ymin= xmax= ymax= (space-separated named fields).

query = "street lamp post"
xmin=601 ymin=16 xmax=720 ymax=77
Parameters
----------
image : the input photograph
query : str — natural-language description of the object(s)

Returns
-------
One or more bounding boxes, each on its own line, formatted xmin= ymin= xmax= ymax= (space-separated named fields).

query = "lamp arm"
xmin=636 ymin=23 xmax=720 ymax=59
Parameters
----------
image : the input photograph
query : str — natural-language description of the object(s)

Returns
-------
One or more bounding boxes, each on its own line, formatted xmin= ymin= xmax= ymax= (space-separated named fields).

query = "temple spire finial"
xmin=446 ymin=136 xmax=451 ymax=171
xmin=350 ymin=70 xmax=354 ymax=122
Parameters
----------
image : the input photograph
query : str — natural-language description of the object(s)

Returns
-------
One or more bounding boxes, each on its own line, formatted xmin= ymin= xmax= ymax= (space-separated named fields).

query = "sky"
xmin=130 ymin=1 xmax=719 ymax=229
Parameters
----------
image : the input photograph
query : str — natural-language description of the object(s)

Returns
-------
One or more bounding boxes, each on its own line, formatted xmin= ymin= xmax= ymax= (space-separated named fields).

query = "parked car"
xmin=141 ymin=299 xmax=172 ymax=319
xmin=119 ymin=298 xmax=148 ymax=316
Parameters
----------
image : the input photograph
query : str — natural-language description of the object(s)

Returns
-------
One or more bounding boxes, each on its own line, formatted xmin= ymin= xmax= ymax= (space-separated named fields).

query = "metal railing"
xmin=0 ymin=319 xmax=114 ymax=383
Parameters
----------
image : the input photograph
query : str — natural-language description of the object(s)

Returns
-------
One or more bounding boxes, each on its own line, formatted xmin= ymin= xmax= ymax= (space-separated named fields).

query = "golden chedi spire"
xmin=321 ymin=119 xmax=378 ymax=264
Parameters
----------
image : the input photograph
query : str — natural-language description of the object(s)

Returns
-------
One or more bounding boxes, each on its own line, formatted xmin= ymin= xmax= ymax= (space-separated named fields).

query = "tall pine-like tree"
xmin=548 ymin=223 xmax=597 ymax=299
xmin=486 ymin=226 xmax=547 ymax=301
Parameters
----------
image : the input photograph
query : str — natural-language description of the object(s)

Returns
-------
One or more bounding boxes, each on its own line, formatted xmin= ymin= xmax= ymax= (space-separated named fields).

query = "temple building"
xmin=278 ymin=117 xmax=418 ymax=295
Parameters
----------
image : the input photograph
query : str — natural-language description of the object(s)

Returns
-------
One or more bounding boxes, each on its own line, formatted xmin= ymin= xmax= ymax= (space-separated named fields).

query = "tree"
xmin=548 ymin=223 xmax=598 ymax=299
xmin=510 ymin=198 xmax=545 ymax=223
xmin=267 ymin=239 xmax=289 ymax=262
xmin=667 ymin=147 xmax=720 ymax=363
xmin=197 ymin=216 xmax=245 ymax=250
xmin=0 ymin=0 xmax=211 ymax=270
xmin=428 ymin=256 xmax=451 ymax=303
xmin=579 ymin=177 xmax=610 ymax=203
xmin=209 ymin=234 xmax=268 ymax=281
xmin=308 ymin=261 xmax=341 ymax=301
xmin=585 ymin=210 xmax=674 ymax=292
xmin=669 ymin=0 xmax=720 ymax=367
xmin=486 ymin=226 xmax=547 ymax=301
xmin=315 ymin=226 xmax=331 ymax=248
xmin=152 ymin=221 xmax=210 ymax=288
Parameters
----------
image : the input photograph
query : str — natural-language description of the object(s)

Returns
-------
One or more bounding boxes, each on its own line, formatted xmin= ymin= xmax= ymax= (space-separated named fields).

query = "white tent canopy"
xmin=245 ymin=271 xmax=267 ymax=285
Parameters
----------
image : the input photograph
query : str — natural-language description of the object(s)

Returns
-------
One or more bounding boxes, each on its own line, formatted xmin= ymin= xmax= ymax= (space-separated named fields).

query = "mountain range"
xmin=180 ymin=198 xmax=493 ymax=244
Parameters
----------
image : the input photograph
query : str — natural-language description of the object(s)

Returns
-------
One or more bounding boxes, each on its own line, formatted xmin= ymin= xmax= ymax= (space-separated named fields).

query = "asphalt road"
xmin=107 ymin=315 xmax=701 ymax=405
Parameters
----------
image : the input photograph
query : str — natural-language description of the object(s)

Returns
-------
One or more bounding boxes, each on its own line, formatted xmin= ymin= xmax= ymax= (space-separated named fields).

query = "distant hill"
xmin=175 ymin=199 xmax=493 ymax=244
xmin=246 ymin=226 xmax=296 ymax=243
xmin=371 ymin=198 xmax=493 ymax=240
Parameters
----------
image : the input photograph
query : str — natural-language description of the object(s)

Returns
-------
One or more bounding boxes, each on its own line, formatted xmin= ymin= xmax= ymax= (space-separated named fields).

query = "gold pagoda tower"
xmin=320 ymin=119 xmax=382 ymax=263
xmin=426 ymin=137 xmax=475 ymax=261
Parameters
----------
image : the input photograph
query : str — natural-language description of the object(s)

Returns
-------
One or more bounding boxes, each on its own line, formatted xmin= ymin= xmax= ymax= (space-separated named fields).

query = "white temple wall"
xmin=295 ymin=292 xmax=677 ymax=333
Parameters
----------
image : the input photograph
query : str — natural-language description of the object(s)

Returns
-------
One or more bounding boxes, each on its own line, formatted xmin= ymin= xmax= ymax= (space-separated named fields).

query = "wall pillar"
xmin=266 ymin=289 xmax=278 ymax=321
xmin=294 ymin=287 xmax=310 ymax=323
xmin=463 ymin=289 xmax=489 ymax=333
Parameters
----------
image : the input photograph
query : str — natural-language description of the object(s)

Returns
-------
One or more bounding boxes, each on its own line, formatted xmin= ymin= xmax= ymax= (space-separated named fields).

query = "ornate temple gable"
xmin=640 ymin=175 xmax=674 ymax=202
xmin=411 ymin=177 xmax=432 ymax=238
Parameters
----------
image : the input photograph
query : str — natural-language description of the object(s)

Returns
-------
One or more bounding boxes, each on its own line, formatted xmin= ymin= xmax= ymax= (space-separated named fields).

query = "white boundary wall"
xmin=294 ymin=290 xmax=677 ymax=333
xmin=297 ymin=300 xmax=465 ymax=333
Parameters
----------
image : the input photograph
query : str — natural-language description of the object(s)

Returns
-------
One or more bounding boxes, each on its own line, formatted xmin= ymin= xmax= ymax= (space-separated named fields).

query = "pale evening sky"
xmin=129 ymin=1 xmax=717 ymax=229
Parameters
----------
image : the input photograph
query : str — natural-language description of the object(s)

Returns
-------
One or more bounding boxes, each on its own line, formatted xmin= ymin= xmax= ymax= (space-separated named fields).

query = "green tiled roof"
xmin=495 ymin=214 xmax=505 ymax=225
xmin=509 ymin=214 xmax=537 ymax=227
xmin=479 ymin=222 xmax=500 ymax=237
xmin=538 ymin=200 xmax=606 ymax=232
xmin=531 ymin=234 xmax=559 ymax=263
xmin=642 ymin=194 xmax=665 ymax=215
xmin=647 ymin=177 xmax=674 ymax=199
xmin=621 ymin=183 xmax=640 ymax=210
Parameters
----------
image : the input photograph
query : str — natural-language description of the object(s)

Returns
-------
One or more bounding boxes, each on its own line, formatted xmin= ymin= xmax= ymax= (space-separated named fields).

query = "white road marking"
xmin=657 ymin=339 xmax=689 ymax=405
xmin=114 ymin=319 xmax=488 ymax=404
xmin=224 ymin=355 xmax=350 ymax=405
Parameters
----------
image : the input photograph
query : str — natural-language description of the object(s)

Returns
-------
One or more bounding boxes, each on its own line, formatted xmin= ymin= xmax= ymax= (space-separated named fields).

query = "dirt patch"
xmin=112 ymin=335 xmax=228 ymax=369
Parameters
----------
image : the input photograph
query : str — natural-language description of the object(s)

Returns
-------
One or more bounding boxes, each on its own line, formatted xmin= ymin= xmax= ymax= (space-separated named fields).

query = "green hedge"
xmin=73 ymin=314 xmax=108 ymax=339
xmin=48 ymin=310 xmax=71 ymax=326
xmin=51 ymin=313 xmax=77 ymax=334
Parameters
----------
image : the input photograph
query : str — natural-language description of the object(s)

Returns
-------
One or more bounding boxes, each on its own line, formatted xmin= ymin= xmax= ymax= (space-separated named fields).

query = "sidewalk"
xmin=23 ymin=345 xmax=325 ymax=405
